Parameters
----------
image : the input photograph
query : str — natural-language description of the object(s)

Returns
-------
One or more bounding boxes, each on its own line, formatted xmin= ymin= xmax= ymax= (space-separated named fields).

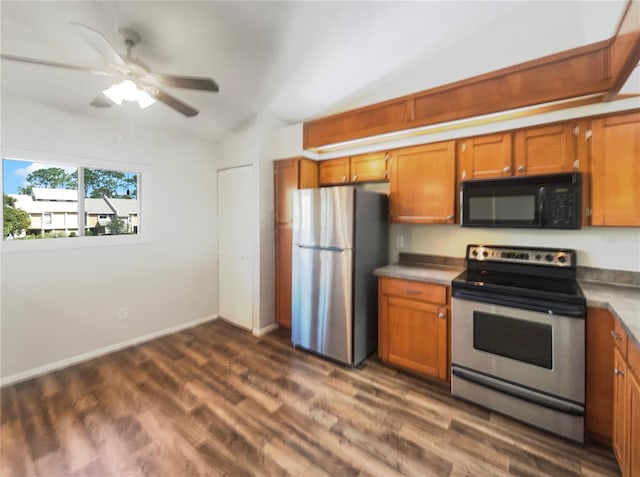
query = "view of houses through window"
xmin=3 ymin=158 xmax=139 ymax=240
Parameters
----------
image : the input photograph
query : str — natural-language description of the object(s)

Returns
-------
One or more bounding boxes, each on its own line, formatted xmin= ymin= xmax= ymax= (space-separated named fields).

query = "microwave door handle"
xmin=538 ymin=187 xmax=547 ymax=226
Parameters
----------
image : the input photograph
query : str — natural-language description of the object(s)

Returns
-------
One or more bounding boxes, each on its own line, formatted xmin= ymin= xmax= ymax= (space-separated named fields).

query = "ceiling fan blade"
xmin=157 ymin=74 xmax=219 ymax=92
xmin=154 ymin=89 xmax=199 ymax=117
xmin=71 ymin=22 xmax=127 ymax=67
xmin=90 ymin=94 xmax=113 ymax=108
xmin=1 ymin=54 xmax=109 ymax=76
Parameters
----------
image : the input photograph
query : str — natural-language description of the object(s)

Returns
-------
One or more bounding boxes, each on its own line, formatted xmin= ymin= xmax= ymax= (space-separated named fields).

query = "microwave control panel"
xmin=547 ymin=186 xmax=578 ymax=227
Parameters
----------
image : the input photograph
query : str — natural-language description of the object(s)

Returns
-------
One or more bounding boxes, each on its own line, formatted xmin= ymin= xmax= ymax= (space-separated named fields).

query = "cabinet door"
xmin=613 ymin=346 xmax=629 ymax=474
xmin=513 ymin=123 xmax=575 ymax=176
xmin=299 ymin=159 xmax=319 ymax=189
xmin=629 ymin=370 xmax=640 ymax=477
xmin=384 ymin=296 xmax=447 ymax=379
xmin=350 ymin=152 xmax=388 ymax=182
xmin=274 ymin=159 xmax=299 ymax=224
xmin=275 ymin=224 xmax=293 ymax=328
xmin=591 ymin=111 xmax=640 ymax=226
xmin=458 ymin=133 xmax=512 ymax=180
xmin=389 ymin=141 xmax=456 ymax=223
xmin=319 ymin=158 xmax=350 ymax=185
xmin=585 ymin=308 xmax=614 ymax=444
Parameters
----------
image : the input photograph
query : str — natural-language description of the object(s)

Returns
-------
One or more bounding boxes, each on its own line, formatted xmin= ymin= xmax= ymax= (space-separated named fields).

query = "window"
xmin=3 ymin=157 xmax=141 ymax=242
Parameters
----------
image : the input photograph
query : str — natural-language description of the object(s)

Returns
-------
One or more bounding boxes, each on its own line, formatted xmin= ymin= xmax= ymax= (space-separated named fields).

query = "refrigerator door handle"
xmin=297 ymin=244 xmax=346 ymax=252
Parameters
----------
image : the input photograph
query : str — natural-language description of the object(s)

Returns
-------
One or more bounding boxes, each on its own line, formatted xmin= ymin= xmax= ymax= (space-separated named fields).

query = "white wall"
xmin=1 ymin=96 xmax=218 ymax=382
xmin=215 ymin=113 xmax=286 ymax=331
xmin=389 ymin=224 xmax=640 ymax=272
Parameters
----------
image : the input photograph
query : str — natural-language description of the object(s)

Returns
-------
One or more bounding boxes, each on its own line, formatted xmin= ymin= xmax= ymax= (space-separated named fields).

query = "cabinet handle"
xmin=461 ymin=170 xmax=467 ymax=180
xmin=404 ymin=289 xmax=421 ymax=295
xmin=438 ymin=312 xmax=445 ymax=319
xmin=611 ymin=330 xmax=622 ymax=340
xmin=384 ymin=171 xmax=389 ymax=179
xmin=352 ymin=175 xmax=358 ymax=181
xmin=341 ymin=176 xmax=347 ymax=182
xmin=503 ymin=166 xmax=510 ymax=173
xmin=447 ymin=215 xmax=454 ymax=220
xmin=614 ymin=368 xmax=625 ymax=377
xmin=517 ymin=165 xmax=526 ymax=172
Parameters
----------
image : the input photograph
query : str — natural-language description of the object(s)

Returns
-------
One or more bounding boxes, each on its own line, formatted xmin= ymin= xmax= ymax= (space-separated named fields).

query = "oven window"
xmin=473 ymin=311 xmax=552 ymax=369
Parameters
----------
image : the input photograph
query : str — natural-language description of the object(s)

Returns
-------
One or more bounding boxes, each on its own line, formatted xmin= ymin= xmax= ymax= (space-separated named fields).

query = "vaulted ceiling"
xmin=0 ymin=1 xmax=628 ymax=143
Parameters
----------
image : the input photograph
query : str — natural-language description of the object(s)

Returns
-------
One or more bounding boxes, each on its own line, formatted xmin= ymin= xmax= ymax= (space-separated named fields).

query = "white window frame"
xmin=1 ymin=147 xmax=152 ymax=254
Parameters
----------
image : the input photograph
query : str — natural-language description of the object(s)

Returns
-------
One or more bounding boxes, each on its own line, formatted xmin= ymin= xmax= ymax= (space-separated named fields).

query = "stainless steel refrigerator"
xmin=291 ymin=186 xmax=388 ymax=365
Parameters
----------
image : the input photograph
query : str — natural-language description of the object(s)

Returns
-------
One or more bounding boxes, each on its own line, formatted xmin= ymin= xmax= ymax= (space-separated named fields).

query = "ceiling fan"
xmin=0 ymin=22 xmax=219 ymax=117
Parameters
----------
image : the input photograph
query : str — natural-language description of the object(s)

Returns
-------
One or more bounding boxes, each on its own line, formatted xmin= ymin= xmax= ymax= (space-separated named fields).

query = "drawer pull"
xmin=611 ymin=330 xmax=622 ymax=340
xmin=404 ymin=289 xmax=421 ymax=295
xmin=614 ymin=368 xmax=625 ymax=377
xmin=438 ymin=312 xmax=445 ymax=319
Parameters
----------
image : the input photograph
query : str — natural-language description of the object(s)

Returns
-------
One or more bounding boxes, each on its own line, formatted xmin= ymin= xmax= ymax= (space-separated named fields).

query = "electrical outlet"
xmin=396 ymin=235 xmax=405 ymax=249
xmin=118 ymin=306 xmax=129 ymax=321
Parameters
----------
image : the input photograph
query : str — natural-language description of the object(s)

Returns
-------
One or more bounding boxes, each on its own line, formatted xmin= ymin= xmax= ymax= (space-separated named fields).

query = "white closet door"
xmin=217 ymin=166 xmax=253 ymax=330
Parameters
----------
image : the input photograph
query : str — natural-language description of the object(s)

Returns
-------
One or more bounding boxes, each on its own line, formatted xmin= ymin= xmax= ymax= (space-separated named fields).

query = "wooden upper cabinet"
xmin=458 ymin=132 xmax=512 ymax=180
xmin=350 ymin=152 xmax=388 ymax=182
xmin=389 ymin=141 xmax=456 ymax=223
xmin=319 ymin=158 xmax=350 ymax=186
xmin=274 ymin=158 xmax=318 ymax=224
xmin=513 ymin=123 xmax=576 ymax=176
xmin=591 ymin=111 xmax=640 ymax=226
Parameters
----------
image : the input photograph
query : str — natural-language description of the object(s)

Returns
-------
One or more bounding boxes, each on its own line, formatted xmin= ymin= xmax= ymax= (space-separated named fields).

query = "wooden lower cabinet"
xmin=378 ymin=277 xmax=449 ymax=382
xmin=613 ymin=346 xmax=628 ymax=472
xmin=274 ymin=158 xmax=318 ymax=328
xmin=628 ymin=370 xmax=640 ymax=477
xmin=585 ymin=307 xmax=614 ymax=444
xmin=611 ymin=318 xmax=640 ymax=477
xmin=274 ymin=224 xmax=293 ymax=328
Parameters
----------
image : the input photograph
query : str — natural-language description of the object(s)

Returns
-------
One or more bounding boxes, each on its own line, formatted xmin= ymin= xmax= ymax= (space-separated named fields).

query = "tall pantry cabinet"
xmin=274 ymin=158 xmax=318 ymax=328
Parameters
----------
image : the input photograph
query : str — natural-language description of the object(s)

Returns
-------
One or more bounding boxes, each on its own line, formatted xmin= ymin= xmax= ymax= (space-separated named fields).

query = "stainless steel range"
xmin=451 ymin=244 xmax=586 ymax=442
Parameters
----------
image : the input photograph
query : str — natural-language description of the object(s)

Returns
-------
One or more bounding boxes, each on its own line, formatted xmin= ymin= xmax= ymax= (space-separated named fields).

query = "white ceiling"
xmin=0 ymin=1 xmax=627 ymax=144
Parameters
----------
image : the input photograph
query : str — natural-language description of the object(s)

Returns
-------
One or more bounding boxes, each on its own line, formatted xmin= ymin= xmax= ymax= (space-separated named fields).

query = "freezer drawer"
xmin=292 ymin=246 xmax=353 ymax=364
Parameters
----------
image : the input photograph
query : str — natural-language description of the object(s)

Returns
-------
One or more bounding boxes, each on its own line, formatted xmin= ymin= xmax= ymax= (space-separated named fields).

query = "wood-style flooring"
xmin=1 ymin=320 xmax=620 ymax=477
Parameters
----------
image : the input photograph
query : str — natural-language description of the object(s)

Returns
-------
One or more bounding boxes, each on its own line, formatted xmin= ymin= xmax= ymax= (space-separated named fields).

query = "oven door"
xmin=451 ymin=297 xmax=584 ymax=403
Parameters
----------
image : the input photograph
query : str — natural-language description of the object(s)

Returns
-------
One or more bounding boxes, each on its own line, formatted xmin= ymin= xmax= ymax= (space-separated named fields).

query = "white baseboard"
xmin=0 ymin=315 xmax=218 ymax=388
xmin=252 ymin=322 xmax=279 ymax=337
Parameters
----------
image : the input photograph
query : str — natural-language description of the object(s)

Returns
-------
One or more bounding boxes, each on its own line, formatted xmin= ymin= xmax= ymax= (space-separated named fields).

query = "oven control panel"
xmin=467 ymin=245 xmax=574 ymax=267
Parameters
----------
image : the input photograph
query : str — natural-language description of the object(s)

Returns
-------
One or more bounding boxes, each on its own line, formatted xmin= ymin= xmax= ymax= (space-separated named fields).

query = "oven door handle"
xmin=451 ymin=288 xmax=585 ymax=318
xmin=452 ymin=365 xmax=584 ymax=416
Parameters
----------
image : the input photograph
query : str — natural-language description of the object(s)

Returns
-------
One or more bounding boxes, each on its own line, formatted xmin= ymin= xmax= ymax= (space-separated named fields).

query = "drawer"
xmin=611 ymin=317 xmax=628 ymax=358
xmin=380 ymin=277 xmax=448 ymax=305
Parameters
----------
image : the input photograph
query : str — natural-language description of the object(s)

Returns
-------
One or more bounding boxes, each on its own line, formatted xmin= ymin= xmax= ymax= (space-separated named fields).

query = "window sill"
xmin=1 ymin=233 xmax=151 ymax=254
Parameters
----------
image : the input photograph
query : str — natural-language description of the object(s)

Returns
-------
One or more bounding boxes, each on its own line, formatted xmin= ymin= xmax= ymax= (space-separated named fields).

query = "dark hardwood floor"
xmin=1 ymin=320 xmax=620 ymax=476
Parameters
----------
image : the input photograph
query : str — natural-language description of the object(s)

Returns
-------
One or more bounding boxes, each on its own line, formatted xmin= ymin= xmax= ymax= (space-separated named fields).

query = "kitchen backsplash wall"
xmin=389 ymin=223 xmax=640 ymax=272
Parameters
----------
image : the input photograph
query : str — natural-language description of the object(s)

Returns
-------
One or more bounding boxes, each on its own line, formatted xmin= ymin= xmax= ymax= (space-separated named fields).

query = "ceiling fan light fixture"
xmin=119 ymin=79 xmax=139 ymax=101
xmin=102 ymin=83 xmax=124 ymax=105
xmin=102 ymin=80 xmax=156 ymax=109
xmin=137 ymin=89 xmax=156 ymax=109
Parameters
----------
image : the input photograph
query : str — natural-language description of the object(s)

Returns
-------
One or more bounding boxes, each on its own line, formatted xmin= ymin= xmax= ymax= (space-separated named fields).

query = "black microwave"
xmin=460 ymin=172 xmax=581 ymax=229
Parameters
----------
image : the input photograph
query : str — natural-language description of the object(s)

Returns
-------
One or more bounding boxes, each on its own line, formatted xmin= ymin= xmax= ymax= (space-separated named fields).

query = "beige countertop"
xmin=374 ymin=264 xmax=463 ymax=286
xmin=580 ymin=280 xmax=640 ymax=349
xmin=374 ymin=264 xmax=640 ymax=349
